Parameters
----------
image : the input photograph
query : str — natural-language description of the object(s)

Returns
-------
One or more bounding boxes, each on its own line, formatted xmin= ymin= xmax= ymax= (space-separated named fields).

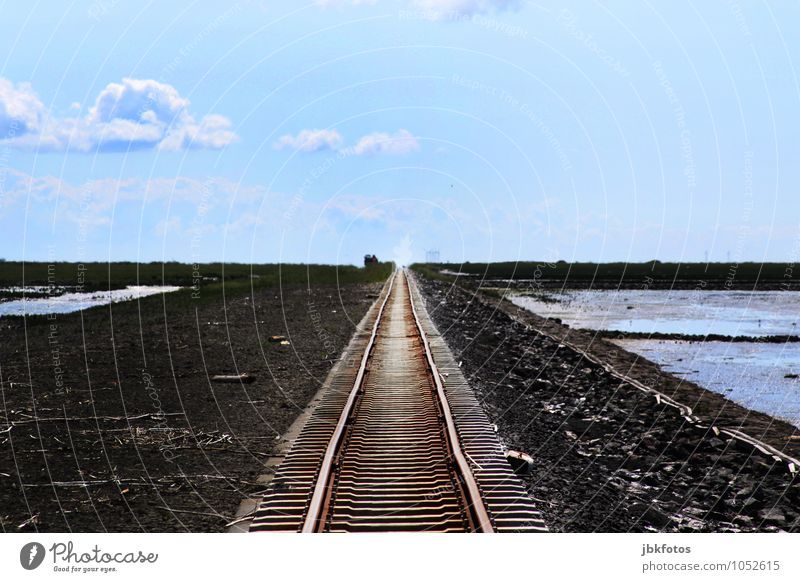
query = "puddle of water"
xmin=512 ymin=289 xmax=800 ymax=428
xmin=614 ymin=339 xmax=800 ymax=428
xmin=1 ymin=286 xmax=72 ymax=293
xmin=0 ymin=286 xmax=182 ymax=317
xmin=0 ymin=285 xmax=76 ymax=298
xmin=511 ymin=289 xmax=800 ymax=337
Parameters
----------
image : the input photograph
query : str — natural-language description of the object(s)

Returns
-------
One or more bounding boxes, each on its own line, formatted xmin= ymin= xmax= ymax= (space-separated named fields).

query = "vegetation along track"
xmin=249 ymin=269 xmax=546 ymax=532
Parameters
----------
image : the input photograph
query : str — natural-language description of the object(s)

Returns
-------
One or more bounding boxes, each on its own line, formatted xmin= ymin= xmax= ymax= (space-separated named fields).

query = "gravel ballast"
xmin=415 ymin=274 xmax=800 ymax=532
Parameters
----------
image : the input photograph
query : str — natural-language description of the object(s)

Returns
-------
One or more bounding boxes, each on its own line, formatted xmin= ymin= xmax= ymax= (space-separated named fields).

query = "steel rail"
xmin=300 ymin=270 xmax=397 ymax=532
xmin=250 ymin=268 xmax=546 ymax=532
xmin=406 ymin=271 xmax=495 ymax=533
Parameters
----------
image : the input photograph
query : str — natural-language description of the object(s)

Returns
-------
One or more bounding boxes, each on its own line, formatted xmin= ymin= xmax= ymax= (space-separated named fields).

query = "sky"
xmin=1 ymin=0 xmax=799 ymax=266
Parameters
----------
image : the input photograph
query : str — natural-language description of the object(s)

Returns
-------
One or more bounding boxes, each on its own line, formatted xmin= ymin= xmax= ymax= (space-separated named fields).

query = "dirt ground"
xmin=0 ymin=282 xmax=381 ymax=532
xmin=415 ymin=274 xmax=800 ymax=532
xmin=5 ymin=269 xmax=798 ymax=534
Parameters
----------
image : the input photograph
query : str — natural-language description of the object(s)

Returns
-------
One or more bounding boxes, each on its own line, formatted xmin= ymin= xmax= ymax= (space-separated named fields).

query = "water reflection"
xmin=512 ymin=289 xmax=800 ymax=428
xmin=0 ymin=286 xmax=182 ymax=317
xmin=511 ymin=290 xmax=800 ymax=337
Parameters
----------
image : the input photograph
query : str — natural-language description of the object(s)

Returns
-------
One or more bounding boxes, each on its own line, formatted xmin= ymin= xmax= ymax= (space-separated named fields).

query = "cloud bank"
xmin=0 ymin=168 xmax=265 ymax=231
xmin=316 ymin=0 xmax=518 ymax=16
xmin=0 ymin=79 xmax=44 ymax=137
xmin=411 ymin=0 xmax=519 ymax=16
xmin=0 ymin=77 xmax=237 ymax=152
xmin=275 ymin=128 xmax=420 ymax=156
xmin=348 ymin=129 xmax=420 ymax=155
xmin=274 ymin=128 xmax=343 ymax=152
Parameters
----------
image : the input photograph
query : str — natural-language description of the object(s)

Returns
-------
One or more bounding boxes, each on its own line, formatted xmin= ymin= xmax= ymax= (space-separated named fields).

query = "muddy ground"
xmin=0 ymin=282 xmax=381 ymax=532
xmin=455 ymin=275 xmax=798 ymax=291
xmin=5 ymin=268 xmax=798 ymax=534
xmin=415 ymin=274 xmax=800 ymax=532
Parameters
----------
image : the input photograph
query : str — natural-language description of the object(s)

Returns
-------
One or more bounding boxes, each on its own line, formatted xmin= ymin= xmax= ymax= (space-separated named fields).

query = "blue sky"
xmin=1 ymin=1 xmax=799 ymax=266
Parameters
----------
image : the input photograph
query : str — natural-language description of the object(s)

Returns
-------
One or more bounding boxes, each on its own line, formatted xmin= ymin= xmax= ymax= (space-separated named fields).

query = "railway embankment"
xmin=250 ymin=270 xmax=545 ymax=532
xmin=414 ymin=273 xmax=800 ymax=532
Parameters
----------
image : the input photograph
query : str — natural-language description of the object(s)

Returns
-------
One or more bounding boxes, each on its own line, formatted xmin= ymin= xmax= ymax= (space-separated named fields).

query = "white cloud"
xmin=158 ymin=113 xmax=238 ymax=151
xmin=0 ymin=170 xmax=266 ymax=225
xmin=275 ymin=128 xmax=420 ymax=156
xmin=411 ymin=0 xmax=518 ymax=16
xmin=0 ymin=79 xmax=44 ymax=137
xmin=348 ymin=129 xmax=420 ymax=156
xmin=274 ymin=128 xmax=343 ymax=152
xmin=88 ymin=78 xmax=189 ymax=126
xmin=315 ymin=0 xmax=517 ymax=16
xmin=314 ymin=0 xmax=378 ymax=6
xmin=328 ymin=195 xmax=386 ymax=221
xmin=0 ymin=77 xmax=238 ymax=152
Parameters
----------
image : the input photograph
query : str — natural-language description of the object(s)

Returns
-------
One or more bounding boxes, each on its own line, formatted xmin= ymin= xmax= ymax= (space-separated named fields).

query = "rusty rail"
xmin=249 ymin=269 xmax=545 ymax=533
xmin=300 ymin=271 xmax=397 ymax=532
xmin=407 ymin=271 xmax=494 ymax=532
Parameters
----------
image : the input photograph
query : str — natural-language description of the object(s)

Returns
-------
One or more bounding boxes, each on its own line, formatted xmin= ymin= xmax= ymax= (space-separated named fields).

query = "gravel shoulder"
xmin=0 ymin=282 xmax=381 ymax=532
xmin=415 ymin=274 xmax=800 ymax=532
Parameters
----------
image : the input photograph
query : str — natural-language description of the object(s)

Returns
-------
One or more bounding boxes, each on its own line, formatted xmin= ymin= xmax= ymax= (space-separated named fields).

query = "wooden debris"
xmin=7 ymin=412 xmax=184 ymax=425
xmin=17 ymin=514 xmax=39 ymax=529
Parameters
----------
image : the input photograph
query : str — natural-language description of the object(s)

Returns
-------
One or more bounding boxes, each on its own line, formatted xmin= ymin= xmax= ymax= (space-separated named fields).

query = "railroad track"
xmin=249 ymin=269 xmax=546 ymax=533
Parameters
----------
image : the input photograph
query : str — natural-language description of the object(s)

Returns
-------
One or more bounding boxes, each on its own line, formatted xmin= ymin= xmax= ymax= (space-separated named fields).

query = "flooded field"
xmin=613 ymin=339 xmax=800 ymax=427
xmin=0 ymin=285 xmax=182 ymax=317
xmin=510 ymin=289 xmax=800 ymax=336
xmin=511 ymin=290 xmax=800 ymax=428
